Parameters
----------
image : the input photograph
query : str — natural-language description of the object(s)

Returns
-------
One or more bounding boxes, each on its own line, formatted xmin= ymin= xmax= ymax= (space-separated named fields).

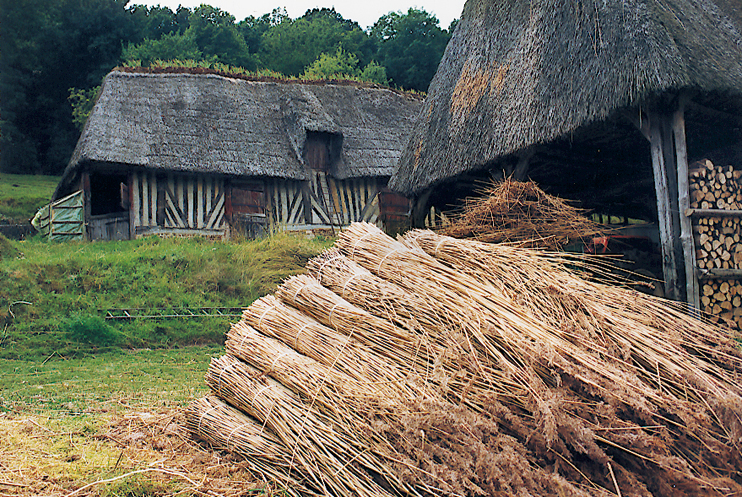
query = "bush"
xmin=62 ymin=315 xmax=119 ymax=346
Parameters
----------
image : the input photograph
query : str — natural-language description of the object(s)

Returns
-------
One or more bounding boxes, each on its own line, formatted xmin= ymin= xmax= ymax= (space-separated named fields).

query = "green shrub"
xmin=62 ymin=315 xmax=119 ymax=346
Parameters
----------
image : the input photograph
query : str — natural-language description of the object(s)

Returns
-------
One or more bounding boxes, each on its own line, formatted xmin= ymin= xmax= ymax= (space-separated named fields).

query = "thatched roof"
xmin=56 ymin=71 xmax=422 ymax=198
xmin=390 ymin=0 xmax=742 ymax=197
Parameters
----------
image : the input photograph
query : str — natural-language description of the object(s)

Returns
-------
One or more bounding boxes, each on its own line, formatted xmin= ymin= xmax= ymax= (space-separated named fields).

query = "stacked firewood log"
xmin=690 ymin=159 xmax=742 ymax=327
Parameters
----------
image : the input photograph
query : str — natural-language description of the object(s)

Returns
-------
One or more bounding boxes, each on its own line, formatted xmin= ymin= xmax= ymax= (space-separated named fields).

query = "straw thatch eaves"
xmin=390 ymin=0 xmax=742 ymax=213
xmin=58 ymin=70 xmax=422 ymax=196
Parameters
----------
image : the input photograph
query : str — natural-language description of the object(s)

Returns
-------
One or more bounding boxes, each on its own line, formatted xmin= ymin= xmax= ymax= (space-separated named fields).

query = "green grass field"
xmin=0 ymin=232 xmax=333 ymax=360
xmin=0 ymin=173 xmax=331 ymax=494
xmin=0 ymin=172 xmax=60 ymax=222
xmin=0 ymin=216 xmax=331 ymax=494
xmin=0 ymin=345 xmax=272 ymax=496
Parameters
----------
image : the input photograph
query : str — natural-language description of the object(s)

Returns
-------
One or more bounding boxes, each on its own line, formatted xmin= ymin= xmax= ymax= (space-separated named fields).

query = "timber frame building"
xmin=53 ymin=70 xmax=422 ymax=240
xmin=390 ymin=0 xmax=742 ymax=308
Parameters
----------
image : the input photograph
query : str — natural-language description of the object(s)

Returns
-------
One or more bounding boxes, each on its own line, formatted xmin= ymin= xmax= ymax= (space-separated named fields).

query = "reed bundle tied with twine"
xmin=187 ymin=222 xmax=742 ymax=497
xmin=440 ymin=178 xmax=605 ymax=249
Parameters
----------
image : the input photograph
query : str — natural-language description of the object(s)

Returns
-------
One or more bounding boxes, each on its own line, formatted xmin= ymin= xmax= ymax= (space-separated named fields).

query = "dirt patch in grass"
xmin=0 ymin=406 xmax=271 ymax=496
xmin=0 ymin=346 xmax=283 ymax=496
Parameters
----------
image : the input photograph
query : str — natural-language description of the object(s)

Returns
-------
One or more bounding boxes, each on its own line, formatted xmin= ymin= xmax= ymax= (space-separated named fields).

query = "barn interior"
xmin=425 ymin=91 xmax=742 ymax=227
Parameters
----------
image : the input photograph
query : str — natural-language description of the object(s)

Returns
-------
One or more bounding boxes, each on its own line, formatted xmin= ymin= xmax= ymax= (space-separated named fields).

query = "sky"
xmin=140 ymin=1 xmax=466 ymax=30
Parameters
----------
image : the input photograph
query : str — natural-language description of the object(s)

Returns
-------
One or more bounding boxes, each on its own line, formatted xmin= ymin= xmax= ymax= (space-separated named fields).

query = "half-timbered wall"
xmin=130 ymin=170 xmax=227 ymax=238
xmin=266 ymin=172 xmax=384 ymax=230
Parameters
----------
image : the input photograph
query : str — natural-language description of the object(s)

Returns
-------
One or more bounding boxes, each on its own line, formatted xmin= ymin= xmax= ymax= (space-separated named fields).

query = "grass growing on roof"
xmin=0 ymin=232 xmax=333 ymax=360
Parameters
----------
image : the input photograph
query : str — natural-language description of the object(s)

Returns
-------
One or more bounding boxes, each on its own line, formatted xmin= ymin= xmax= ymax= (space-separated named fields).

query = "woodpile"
xmin=186 ymin=223 xmax=742 ymax=497
xmin=690 ymin=159 xmax=742 ymax=327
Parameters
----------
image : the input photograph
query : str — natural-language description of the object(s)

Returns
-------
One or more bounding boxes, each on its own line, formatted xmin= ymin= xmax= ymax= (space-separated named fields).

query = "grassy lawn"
xmin=1 ymin=232 xmax=333 ymax=360
xmin=0 ymin=173 xmax=60 ymax=222
xmin=0 ymin=345 xmax=273 ymax=496
xmin=0 ymin=225 xmax=333 ymax=495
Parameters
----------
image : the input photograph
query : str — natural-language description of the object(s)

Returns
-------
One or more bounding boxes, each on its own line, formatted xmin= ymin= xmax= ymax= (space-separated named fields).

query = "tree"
xmin=370 ymin=8 xmax=451 ymax=91
xmin=122 ymin=32 xmax=204 ymax=66
xmin=69 ymin=87 xmax=101 ymax=131
xmin=301 ymin=46 xmax=360 ymax=79
xmin=359 ymin=61 xmax=388 ymax=86
xmin=0 ymin=0 xmax=141 ymax=174
xmin=259 ymin=8 xmax=374 ymax=77
xmin=185 ymin=5 xmax=256 ymax=69
xmin=127 ymin=4 xmax=191 ymax=40
xmin=237 ymin=7 xmax=286 ymax=58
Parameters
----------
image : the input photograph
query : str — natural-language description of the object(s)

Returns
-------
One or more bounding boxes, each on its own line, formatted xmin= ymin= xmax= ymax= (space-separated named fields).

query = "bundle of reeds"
xmin=440 ymin=178 xmax=605 ymax=249
xmin=187 ymin=222 xmax=742 ymax=497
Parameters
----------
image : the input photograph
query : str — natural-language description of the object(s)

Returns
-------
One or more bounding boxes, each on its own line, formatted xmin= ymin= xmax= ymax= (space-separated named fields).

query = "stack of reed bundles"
xmin=440 ymin=178 xmax=605 ymax=249
xmin=186 ymin=222 xmax=742 ymax=497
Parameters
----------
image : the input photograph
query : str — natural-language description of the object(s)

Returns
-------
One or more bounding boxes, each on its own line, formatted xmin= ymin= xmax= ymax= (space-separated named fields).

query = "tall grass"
xmin=0 ymin=232 xmax=333 ymax=360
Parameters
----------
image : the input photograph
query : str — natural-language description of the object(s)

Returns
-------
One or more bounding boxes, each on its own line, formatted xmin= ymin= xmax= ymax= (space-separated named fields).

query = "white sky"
xmin=138 ymin=1 xmax=465 ymax=30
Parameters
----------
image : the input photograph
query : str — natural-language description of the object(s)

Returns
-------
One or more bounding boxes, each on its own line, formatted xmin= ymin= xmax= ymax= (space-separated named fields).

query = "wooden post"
xmin=82 ymin=171 xmax=91 ymax=240
xmin=412 ymin=188 xmax=433 ymax=228
xmin=513 ymin=147 xmax=535 ymax=181
xmin=672 ymin=98 xmax=700 ymax=310
xmin=648 ymin=109 xmax=683 ymax=300
xmin=131 ymin=171 xmax=140 ymax=234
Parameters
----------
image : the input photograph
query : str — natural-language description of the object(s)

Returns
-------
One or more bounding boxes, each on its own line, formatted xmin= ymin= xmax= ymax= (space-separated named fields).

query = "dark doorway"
xmin=304 ymin=132 xmax=341 ymax=172
xmin=90 ymin=172 xmax=128 ymax=216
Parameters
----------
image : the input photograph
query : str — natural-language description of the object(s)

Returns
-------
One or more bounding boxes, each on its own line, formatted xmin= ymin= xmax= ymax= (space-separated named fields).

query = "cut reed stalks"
xmin=185 ymin=396 xmax=315 ymax=497
xmin=186 ymin=221 xmax=742 ymax=497
xmin=440 ymin=178 xmax=606 ymax=250
xmin=206 ymin=354 xmax=406 ymax=497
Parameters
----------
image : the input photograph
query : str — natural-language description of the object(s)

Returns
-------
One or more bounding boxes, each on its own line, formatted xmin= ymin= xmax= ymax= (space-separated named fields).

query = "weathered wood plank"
xmin=649 ymin=110 xmax=681 ymax=300
xmin=178 ymin=176 xmax=185 ymax=224
xmin=289 ymin=185 xmax=303 ymax=224
xmin=280 ymin=183 xmax=289 ymax=224
xmin=142 ymin=172 xmax=150 ymax=227
xmin=187 ymin=177 xmax=195 ymax=228
xmin=673 ymin=101 xmax=699 ymax=310
xmin=151 ymin=173 xmax=158 ymax=226
xmin=132 ymin=171 xmax=140 ymax=228
xmin=687 ymin=208 xmax=742 ymax=218
xmin=197 ymin=176 xmax=204 ymax=229
xmin=697 ymin=268 xmax=742 ymax=280
xmin=206 ymin=190 xmax=225 ymax=229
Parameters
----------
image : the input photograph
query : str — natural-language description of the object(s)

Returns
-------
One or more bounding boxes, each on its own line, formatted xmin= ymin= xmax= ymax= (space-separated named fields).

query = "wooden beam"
xmin=412 ymin=188 xmax=433 ymax=228
xmin=686 ymin=208 xmax=742 ymax=218
xmin=132 ymin=171 xmax=140 ymax=230
xmin=197 ymin=176 xmax=204 ymax=229
xmin=512 ymin=147 xmax=535 ymax=181
xmin=648 ymin=110 xmax=682 ymax=300
xmin=673 ymin=99 xmax=700 ymax=310
xmin=697 ymin=268 xmax=742 ymax=280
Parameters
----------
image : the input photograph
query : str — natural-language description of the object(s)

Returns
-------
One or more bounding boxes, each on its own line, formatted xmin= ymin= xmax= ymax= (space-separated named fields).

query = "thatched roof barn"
xmin=390 ymin=0 xmax=742 ymax=304
xmin=54 ymin=70 xmax=422 ymax=240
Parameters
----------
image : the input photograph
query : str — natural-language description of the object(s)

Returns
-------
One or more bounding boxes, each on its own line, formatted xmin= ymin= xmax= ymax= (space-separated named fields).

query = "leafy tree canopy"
xmin=259 ymin=7 xmax=374 ymax=76
xmin=370 ymin=8 xmax=451 ymax=91
xmin=185 ymin=5 xmax=257 ymax=69
xmin=122 ymin=32 xmax=205 ymax=67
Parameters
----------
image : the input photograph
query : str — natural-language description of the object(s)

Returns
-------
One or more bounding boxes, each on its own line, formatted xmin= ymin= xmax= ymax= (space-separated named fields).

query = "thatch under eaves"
xmin=389 ymin=0 xmax=742 ymax=217
xmin=54 ymin=70 xmax=423 ymax=200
